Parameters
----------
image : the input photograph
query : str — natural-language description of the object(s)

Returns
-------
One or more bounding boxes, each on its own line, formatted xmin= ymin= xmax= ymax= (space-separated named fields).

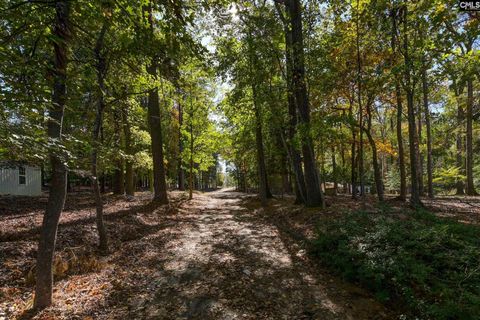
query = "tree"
xmin=420 ymin=27 xmax=434 ymax=199
xmin=34 ymin=1 xmax=71 ymax=309
xmin=177 ymin=89 xmax=186 ymax=190
xmin=274 ymin=0 xmax=307 ymax=204
xmin=178 ymin=63 xmax=220 ymax=199
xmin=283 ymin=0 xmax=324 ymax=207
xmin=246 ymin=21 xmax=272 ymax=206
xmin=145 ymin=3 xmax=168 ymax=204
xmin=90 ymin=18 xmax=110 ymax=253
xmin=401 ymin=4 xmax=422 ymax=207
xmin=390 ymin=5 xmax=407 ymax=201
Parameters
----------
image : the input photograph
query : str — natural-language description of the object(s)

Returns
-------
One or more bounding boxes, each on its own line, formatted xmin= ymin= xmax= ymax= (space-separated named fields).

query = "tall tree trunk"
xmin=178 ymin=100 xmax=185 ymax=190
xmin=417 ymin=101 xmax=424 ymax=196
xmin=365 ymin=100 xmax=384 ymax=202
xmin=122 ymin=107 xmax=134 ymax=197
xmin=422 ymin=56 xmax=434 ymax=198
xmin=280 ymin=132 xmax=305 ymax=203
xmin=391 ymin=9 xmax=407 ymax=201
xmin=341 ymin=140 xmax=348 ymax=193
xmin=402 ymin=6 xmax=422 ymax=207
xmin=285 ymin=62 xmax=306 ymax=203
xmin=91 ymin=22 xmax=109 ymax=252
xmin=331 ymin=145 xmax=337 ymax=195
xmin=41 ymin=165 xmax=45 ymax=187
xmin=454 ymin=82 xmax=466 ymax=195
xmin=282 ymin=162 xmax=292 ymax=194
xmin=278 ymin=134 xmax=293 ymax=194
xmin=264 ymin=169 xmax=273 ymax=198
xmin=34 ymin=1 xmax=70 ymax=310
xmin=113 ymin=161 xmax=125 ymax=194
xmin=248 ymin=37 xmax=271 ymax=206
xmin=287 ymin=0 xmax=324 ymax=207
xmin=146 ymin=70 xmax=168 ymax=203
xmin=380 ymin=123 xmax=387 ymax=186
xmin=395 ymin=86 xmax=407 ymax=200
xmin=350 ymin=98 xmax=357 ymax=199
xmin=416 ymin=63 xmax=424 ymax=196
xmin=100 ymin=174 xmax=106 ymax=193
xmin=238 ymin=162 xmax=247 ymax=193
xmin=125 ymin=164 xmax=134 ymax=196
xmin=355 ymin=1 xmax=365 ymax=204
xmin=466 ymin=78 xmax=477 ymax=195
xmin=274 ymin=1 xmax=306 ymax=204
xmin=320 ymin=144 xmax=326 ymax=192
xmin=146 ymin=6 xmax=168 ymax=204
xmin=189 ymin=119 xmax=194 ymax=200
xmin=112 ymin=111 xmax=125 ymax=194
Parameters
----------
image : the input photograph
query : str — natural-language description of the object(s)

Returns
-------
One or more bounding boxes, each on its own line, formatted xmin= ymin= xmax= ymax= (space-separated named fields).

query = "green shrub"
xmin=311 ymin=209 xmax=480 ymax=319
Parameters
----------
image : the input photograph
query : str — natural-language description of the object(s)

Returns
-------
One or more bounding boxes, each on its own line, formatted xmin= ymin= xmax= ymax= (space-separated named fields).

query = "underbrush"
xmin=311 ymin=208 xmax=480 ymax=319
xmin=25 ymin=248 xmax=104 ymax=285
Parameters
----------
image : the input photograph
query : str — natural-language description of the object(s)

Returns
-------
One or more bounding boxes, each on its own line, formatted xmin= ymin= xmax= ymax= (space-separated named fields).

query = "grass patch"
xmin=311 ymin=208 xmax=480 ymax=319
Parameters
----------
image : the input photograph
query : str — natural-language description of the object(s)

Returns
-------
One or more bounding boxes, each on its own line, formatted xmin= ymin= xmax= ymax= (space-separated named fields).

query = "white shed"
xmin=0 ymin=163 xmax=42 ymax=196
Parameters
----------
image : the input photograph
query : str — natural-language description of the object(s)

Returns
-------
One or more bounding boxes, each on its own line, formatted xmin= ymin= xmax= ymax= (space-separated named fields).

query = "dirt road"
xmin=115 ymin=190 xmax=391 ymax=319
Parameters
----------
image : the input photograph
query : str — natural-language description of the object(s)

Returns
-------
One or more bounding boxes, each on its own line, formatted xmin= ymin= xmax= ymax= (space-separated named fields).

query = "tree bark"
xmin=112 ymin=110 xmax=125 ymax=194
xmin=34 ymin=1 xmax=70 ymax=310
xmin=146 ymin=80 xmax=168 ymax=203
xmin=122 ymin=107 xmax=135 ymax=197
xmin=177 ymin=99 xmax=185 ymax=191
xmin=146 ymin=5 xmax=168 ymax=204
xmin=247 ymin=33 xmax=271 ymax=206
xmin=350 ymin=97 xmax=357 ymax=199
xmin=341 ymin=139 xmax=348 ymax=193
xmin=454 ymin=81 xmax=465 ymax=195
xmin=253 ymin=98 xmax=269 ymax=206
xmin=274 ymin=1 xmax=306 ymax=204
xmin=287 ymin=0 xmax=324 ymax=207
xmin=331 ymin=145 xmax=337 ymax=195
xmin=402 ymin=6 xmax=422 ymax=207
xmin=391 ymin=9 xmax=407 ymax=201
xmin=466 ymin=78 xmax=477 ymax=195
xmin=91 ymin=21 xmax=109 ymax=252
xmin=189 ymin=119 xmax=194 ymax=200
xmin=277 ymin=133 xmax=292 ymax=195
xmin=355 ymin=0 xmax=366 ymax=205
xmin=280 ymin=131 xmax=305 ymax=203
xmin=365 ymin=100 xmax=384 ymax=202
xmin=282 ymin=161 xmax=292 ymax=194
xmin=395 ymin=86 xmax=407 ymax=200
xmin=421 ymin=56 xmax=434 ymax=198
xmin=417 ymin=99 xmax=424 ymax=196
xmin=112 ymin=160 xmax=125 ymax=194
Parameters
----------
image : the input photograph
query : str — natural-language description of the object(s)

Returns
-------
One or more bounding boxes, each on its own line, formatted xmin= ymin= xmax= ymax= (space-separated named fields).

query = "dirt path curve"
xmin=118 ymin=189 xmax=391 ymax=320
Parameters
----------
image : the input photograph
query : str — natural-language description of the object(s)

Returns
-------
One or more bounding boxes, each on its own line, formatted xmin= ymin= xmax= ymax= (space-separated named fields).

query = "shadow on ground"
xmin=2 ymin=190 xmax=393 ymax=320
xmin=97 ymin=190 xmax=391 ymax=320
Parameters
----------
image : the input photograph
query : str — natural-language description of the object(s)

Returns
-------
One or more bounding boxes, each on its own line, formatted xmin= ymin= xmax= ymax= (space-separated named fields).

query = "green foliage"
xmin=312 ymin=210 xmax=480 ymax=319
xmin=385 ymin=167 xmax=401 ymax=191
xmin=433 ymin=166 xmax=466 ymax=190
xmin=179 ymin=61 xmax=222 ymax=175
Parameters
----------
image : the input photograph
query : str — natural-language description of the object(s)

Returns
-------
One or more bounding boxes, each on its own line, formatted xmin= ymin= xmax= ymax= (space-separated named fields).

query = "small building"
xmin=0 ymin=162 xmax=42 ymax=196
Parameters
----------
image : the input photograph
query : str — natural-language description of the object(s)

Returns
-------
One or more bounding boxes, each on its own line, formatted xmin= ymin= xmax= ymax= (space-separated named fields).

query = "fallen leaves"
xmin=0 ymin=190 xmax=476 ymax=319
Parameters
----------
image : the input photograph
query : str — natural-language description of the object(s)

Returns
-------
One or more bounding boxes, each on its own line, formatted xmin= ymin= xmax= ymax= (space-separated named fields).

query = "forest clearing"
xmin=1 ymin=0 xmax=480 ymax=319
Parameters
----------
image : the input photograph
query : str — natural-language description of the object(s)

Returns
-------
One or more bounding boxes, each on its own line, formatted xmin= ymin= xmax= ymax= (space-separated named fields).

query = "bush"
xmin=311 ymin=209 xmax=480 ymax=319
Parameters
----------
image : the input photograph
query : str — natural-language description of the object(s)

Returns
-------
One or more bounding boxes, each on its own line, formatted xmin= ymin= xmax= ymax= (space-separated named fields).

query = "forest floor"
xmin=1 ymin=189 xmax=479 ymax=319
